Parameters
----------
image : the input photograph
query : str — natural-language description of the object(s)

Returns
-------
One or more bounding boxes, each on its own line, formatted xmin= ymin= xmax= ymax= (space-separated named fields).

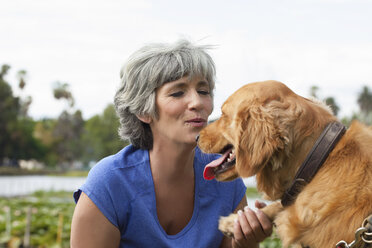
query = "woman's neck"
xmin=149 ymin=142 xmax=195 ymax=183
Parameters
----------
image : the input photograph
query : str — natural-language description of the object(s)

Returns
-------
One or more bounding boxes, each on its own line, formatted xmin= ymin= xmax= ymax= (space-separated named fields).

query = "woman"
xmin=70 ymin=39 xmax=272 ymax=247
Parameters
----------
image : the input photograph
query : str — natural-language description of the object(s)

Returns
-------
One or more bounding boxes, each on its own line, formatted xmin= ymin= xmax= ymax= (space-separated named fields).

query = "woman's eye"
xmin=198 ymin=90 xmax=210 ymax=95
xmin=170 ymin=91 xmax=184 ymax=97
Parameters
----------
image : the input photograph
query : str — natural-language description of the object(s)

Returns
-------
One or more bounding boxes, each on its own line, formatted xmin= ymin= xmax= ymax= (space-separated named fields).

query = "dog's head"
xmin=198 ymin=80 xmax=336 ymax=199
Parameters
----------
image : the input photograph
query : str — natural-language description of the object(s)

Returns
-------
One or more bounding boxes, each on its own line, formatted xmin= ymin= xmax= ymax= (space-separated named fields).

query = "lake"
xmin=0 ymin=175 xmax=86 ymax=197
xmin=0 ymin=176 xmax=265 ymax=207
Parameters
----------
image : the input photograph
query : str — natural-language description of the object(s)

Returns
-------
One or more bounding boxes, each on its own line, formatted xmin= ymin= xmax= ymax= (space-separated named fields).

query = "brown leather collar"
xmin=281 ymin=122 xmax=346 ymax=207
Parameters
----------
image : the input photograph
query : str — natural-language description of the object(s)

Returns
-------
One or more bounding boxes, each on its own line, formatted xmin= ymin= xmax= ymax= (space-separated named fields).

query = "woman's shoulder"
xmin=87 ymin=145 xmax=149 ymax=180
xmin=94 ymin=145 xmax=147 ymax=169
xmin=81 ymin=144 xmax=151 ymax=198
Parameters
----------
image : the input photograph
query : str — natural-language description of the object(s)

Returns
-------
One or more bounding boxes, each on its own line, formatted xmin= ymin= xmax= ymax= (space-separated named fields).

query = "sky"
xmin=1 ymin=0 xmax=372 ymax=120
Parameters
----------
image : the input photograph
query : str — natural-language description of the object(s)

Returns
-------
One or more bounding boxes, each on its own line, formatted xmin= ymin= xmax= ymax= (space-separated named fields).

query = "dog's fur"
xmin=198 ymin=80 xmax=372 ymax=247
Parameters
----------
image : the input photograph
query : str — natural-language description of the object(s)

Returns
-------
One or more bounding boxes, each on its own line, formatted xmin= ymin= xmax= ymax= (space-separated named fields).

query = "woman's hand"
xmin=231 ymin=200 xmax=273 ymax=248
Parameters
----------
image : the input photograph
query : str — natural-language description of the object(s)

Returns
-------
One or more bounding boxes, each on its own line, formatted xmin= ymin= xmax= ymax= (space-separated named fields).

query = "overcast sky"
xmin=1 ymin=0 xmax=372 ymax=120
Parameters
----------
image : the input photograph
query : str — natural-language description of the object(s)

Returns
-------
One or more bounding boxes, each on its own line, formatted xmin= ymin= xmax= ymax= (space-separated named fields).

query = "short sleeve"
xmin=73 ymin=155 xmax=127 ymax=229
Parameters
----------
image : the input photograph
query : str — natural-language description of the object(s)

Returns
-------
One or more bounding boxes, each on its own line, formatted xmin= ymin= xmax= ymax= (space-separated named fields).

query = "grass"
xmin=0 ymin=166 xmax=88 ymax=177
xmin=47 ymin=170 xmax=88 ymax=177
xmin=246 ymin=186 xmax=260 ymax=198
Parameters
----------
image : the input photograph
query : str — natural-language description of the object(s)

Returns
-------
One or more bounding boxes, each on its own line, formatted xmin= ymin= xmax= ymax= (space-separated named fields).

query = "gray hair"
xmin=114 ymin=39 xmax=216 ymax=149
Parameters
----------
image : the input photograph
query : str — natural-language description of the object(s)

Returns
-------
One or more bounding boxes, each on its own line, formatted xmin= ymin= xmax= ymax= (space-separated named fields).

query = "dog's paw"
xmin=218 ymin=214 xmax=237 ymax=238
xmin=261 ymin=201 xmax=283 ymax=221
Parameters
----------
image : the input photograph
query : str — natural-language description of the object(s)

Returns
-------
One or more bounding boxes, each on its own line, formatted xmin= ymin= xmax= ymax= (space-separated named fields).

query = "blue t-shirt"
xmin=74 ymin=145 xmax=246 ymax=248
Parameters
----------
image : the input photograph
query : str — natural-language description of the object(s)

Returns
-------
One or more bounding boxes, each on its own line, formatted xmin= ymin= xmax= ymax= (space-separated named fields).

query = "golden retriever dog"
xmin=198 ymin=80 xmax=372 ymax=247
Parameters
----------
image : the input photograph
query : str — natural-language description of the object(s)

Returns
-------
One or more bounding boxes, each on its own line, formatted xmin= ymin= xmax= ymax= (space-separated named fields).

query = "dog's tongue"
xmin=203 ymin=151 xmax=230 ymax=180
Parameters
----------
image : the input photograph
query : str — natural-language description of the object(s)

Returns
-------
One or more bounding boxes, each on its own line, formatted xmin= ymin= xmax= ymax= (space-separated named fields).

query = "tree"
xmin=357 ymin=86 xmax=372 ymax=115
xmin=0 ymin=65 xmax=20 ymax=163
xmin=0 ymin=64 xmax=45 ymax=165
xmin=310 ymin=86 xmax=319 ymax=98
xmin=16 ymin=69 xmax=32 ymax=117
xmin=81 ymin=104 xmax=126 ymax=163
xmin=324 ymin=97 xmax=340 ymax=116
xmin=339 ymin=85 xmax=372 ymax=126
xmin=52 ymin=110 xmax=84 ymax=168
xmin=34 ymin=118 xmax=59 ymax=166
xmin=53 ymin=81 xmax=75 ymax=108
xmin=309 ymin=85 xmax=341 ymax=116
xmin=356 ymin=85 xmax=372 ymax=125
xmin=0 ymin=64 xmax=11 ymax=81
xmin=51 ymin=81 xmax=86 ymax=168
xmin=7 ymin=118 xmax=46 ymax=161
xmin=17 ymin=70 xmax=27 ymax=89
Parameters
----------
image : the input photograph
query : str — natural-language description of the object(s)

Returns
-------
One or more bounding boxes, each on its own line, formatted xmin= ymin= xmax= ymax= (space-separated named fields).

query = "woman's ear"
xmin=136 ymin=114 xmax=152 ymax=124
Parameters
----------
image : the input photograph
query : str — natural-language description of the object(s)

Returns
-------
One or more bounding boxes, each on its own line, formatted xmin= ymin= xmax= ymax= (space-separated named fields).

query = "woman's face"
xmin=150 ymin=76 xmax=213 ymax=147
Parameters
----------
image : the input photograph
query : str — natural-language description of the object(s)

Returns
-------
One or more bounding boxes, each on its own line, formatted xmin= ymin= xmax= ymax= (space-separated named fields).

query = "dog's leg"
xmin=218 ymin=201 xmax=283 ymax=238
xmin=260 ymin=201 xmax=283 ymax=221
xmin=218 ymin=214 xmax=237 ymax=238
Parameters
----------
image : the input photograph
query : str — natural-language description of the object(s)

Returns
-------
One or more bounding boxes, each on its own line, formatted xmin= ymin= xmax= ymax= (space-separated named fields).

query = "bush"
xmin=0 ymin=191 xmax=74 ymax=248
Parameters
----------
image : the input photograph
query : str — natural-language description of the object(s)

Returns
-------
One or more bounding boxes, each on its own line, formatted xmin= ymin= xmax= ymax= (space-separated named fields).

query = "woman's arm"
xmin=220 ymin=197 xmax=273 ymax=248
xmin=70 ymin=192 xmax=120 ymax=248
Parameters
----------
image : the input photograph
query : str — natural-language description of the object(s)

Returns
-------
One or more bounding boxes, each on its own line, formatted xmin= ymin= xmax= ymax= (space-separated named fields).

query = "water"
xmin=0 ymin=176 xmax=86 ymax=197
xmin=0 ymin=175 xmax=267 ymax=208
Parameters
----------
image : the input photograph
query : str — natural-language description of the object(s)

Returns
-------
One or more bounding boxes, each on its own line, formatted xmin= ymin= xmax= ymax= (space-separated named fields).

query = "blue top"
xmin=74 ymin=145 xmax=246 ymax=248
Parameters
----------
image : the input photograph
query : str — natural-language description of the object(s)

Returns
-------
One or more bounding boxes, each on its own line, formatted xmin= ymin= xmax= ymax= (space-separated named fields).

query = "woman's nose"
xmin=188 ymin=92 xmax=203 ymax=110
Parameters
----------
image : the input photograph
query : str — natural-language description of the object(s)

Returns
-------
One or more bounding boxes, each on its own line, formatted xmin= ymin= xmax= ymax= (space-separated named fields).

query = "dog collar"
xmin=281 ymin=121 xmax=346 ymax=207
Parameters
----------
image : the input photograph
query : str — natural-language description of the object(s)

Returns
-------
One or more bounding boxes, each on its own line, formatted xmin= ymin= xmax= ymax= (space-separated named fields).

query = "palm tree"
xmin=53 ymin=81 xmax=75 ymax=108
xmin=17 ymin=70 xmax=27 ymax=90
xmin=357 ymin=86 xmax=372 ymax=115
xmin=324 ymin=97 xmax=340 ymax=116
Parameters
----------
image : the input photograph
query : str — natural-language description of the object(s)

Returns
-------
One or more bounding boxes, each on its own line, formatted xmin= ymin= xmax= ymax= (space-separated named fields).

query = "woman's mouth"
xmin=186 ymin=118 xmax=207 ymax=127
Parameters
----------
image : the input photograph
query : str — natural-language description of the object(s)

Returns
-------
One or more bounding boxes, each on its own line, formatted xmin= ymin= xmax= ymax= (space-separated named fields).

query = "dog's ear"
xmin=234 ymin=102 xmax=289 ymax=177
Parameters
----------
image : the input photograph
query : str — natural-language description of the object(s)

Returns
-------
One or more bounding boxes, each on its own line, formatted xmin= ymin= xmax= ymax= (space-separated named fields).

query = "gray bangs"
xmin=143 ymin=41 xmax=216 ymax=95
xmin=159 ymin=49 xmax=216 ymax=90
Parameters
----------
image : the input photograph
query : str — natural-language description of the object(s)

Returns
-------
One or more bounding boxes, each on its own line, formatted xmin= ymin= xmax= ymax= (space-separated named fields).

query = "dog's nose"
xmin=195 ymin=135 xmax=200 ymax=143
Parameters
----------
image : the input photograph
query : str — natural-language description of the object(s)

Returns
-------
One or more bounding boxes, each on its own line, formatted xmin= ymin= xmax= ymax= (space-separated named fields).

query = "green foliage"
xmin=324 ymin=96 xmax=340 ymax=116
xmin=53 ymin=82 xmax=74 ymax=108
xmin=7 ymin=118 xmax=47 ymax=161
xmin=245 ymin=187 xmax=282 ymax=247
xmin=261 ymin=231 xmax=282 ymax=247
xmin=357 ymin=86 xmax=372 ymax=115
xmin=0 ymin=65 xmax=46 ymax=164
xmin=355 ymin=85 xmax=372 ymax=125
xmin=33 ymin=119 xmax=59 ymax=167
xmin=2 ymin=62 xmax=370 ymax=171
xmin=0 ymin=190 xmax=283 ymax=248
xmin=309 ymin=85 xmax=340 ymax=116
xmin=309 ymin=84 xmax=372 ymax=125
xmin=0 ymin=191 xmax=75 ymax=248
xmin=81 ymin=104 xmax=127 ymax=163
xmin=340 ymin=85 xmax=372 ymax=126
xmin=246 ymin=187 xmax=260 ymax=198
xmin=52 ymin=110 xmax=85 ymax=167
xmin=0 ymin=65 xmax=20 ymax=161
xmin=49 ymin=170 xmax=89 ymax=177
